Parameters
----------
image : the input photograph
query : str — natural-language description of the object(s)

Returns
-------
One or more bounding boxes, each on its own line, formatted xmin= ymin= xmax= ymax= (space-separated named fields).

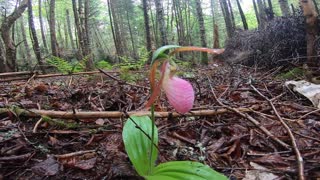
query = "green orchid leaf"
xmin=122 ymin=116 xmax=158 ymax=176
xmin=145 ymin=161 xmax=227 ymax=180
xmin=151 ymin=45 xmax=181 ymax=64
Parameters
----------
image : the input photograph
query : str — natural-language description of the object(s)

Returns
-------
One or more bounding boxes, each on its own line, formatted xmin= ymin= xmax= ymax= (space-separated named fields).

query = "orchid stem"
xmin=149 ymin=104 xmax=155 ymax=174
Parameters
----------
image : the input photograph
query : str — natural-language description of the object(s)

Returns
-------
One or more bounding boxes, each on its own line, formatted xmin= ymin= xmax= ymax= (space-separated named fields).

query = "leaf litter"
xmin=0 ymin=64 xmax=319 ymax=179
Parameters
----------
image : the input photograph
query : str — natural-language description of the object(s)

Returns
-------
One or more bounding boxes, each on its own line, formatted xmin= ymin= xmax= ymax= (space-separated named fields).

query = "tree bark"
xmin=155 ymin=0 xmax=168 ymax=46
xmin=252 ymin=0 xmax=260 ymax=26
xmin=66 ymin=9 xmax=75 ymax=50
xmin=227 ymin=0 xmax=236 ymax=28
xmin=83 ymin=0 xmax=93 ymax=70
xmin=210 ymin=0 xmax=220 ymax=48
xmin=49 ymin=0 xmax=59 ymax=56
xmin=0 ymin=38 xmax=6 ymax=72
xmin=195 ymin=0 xmax=208 ymax=64
xmin=300 ymin=0 xmax=319 ymax=68
xmin=39 ymin=0 xmax=48 ymax=53
xmin=279 ymin=0 xmax=290 ymax=16
xmin=220 ymin=0 xmax=233 ymax=38
xmin=72 ymin=0 xmax=83 ymax=59
xmin=257 ymin=0 xmax=268 ymax=28
xmin=0 ymin=0 xmax=29 ymax=72
xmin=142 ymin=0 xmax=152 ymax=63
xmin=28 ymin=0 xmax=46 ymax=73
xmin=124 ymin=1 xmax=137 ymax=59
xmin=19 ymin=15 xmax=32 ymax=66
xmin=236 ymin=0 xmax=248 ymax=30
xmin=312 ymin=0 xmax=319 ymax=14
xmin=109 ymin=0 xmax=125 ymax=56
xmin=107 ymin=0 xmax=118 ymax=59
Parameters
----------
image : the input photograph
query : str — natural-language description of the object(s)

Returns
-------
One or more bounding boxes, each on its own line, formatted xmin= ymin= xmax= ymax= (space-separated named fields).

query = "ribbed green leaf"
xmin=151 ymin=45 xmax=181 ymax=64
xmin=122 ymin=116 xmax=158 ymax=176
xmin=145 ymin=161 xmax=227 ymax=180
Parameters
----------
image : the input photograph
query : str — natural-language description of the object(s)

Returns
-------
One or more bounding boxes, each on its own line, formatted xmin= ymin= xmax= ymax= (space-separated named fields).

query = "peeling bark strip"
xmin=0 ymin=105 xmax=261 ymax=119
xmin=0 ymin=0 xmax=29 ymax=72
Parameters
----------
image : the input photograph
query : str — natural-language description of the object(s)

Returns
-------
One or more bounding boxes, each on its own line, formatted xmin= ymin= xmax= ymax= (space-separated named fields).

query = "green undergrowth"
xmin=276 ymin=67 xmax=304 ymax=80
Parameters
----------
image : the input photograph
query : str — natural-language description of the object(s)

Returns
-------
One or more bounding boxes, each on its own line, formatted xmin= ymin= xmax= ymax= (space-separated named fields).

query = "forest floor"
xmin=0 ymin=63 xmax=319 ymax=179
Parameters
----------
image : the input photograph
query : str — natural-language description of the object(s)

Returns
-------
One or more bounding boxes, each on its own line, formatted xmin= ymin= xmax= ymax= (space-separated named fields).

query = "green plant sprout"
xmin=122 ymin=45 xmax=227 ymax=179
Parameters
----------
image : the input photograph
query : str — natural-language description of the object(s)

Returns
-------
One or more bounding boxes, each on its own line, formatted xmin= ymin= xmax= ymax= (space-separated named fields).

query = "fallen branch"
xmin=0 ymin=105 xmax=261 ymax=119
xmin=0 ymin=70 xmax=116 ymax=83
xmin=206 ymin=75 xmax=291 ymax=150
xmin=250 ymin=84 xmax=305 ymax=180
xmin=0 ymin=71 xmax=35 ymax=77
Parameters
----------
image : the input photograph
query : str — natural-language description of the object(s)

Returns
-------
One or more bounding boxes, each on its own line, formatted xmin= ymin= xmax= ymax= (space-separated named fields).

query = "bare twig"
xmin=250 ymin=84 xmax=305 ymax=180
xmin=298 ymin=108 xmax=320 ymax=120
xmin=32 ymin=117 xmax=43 ymax=133
xmin=206 ymin=75 xmax=291 ymax=150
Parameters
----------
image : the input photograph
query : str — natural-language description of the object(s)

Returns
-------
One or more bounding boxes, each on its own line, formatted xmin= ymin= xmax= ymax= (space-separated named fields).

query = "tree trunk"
xmin=236 ymin=0 xmax=248 ymax=30
xmin=279 ymin=0 xmax=290 ymax=16
xmin=213 ymin=24 xmax=220 ymax=48
xmin=0 ymin=0 xmax=29 ymax=72
xmin=0 ymin=38 xmax=6 ymax=72
xmin=124 ymin=1 xmax=137 ymax=59
xmin=107 ymin=0 xmax=118 ymax=59
xmin=49 ymin=0 xmax=59 ymax=56
xmin=265 ymin=0 xmax=274 ymax=20
xmin=57 ymin=21 xmax=64 ymax=48
xmin=220 ymin=0 xmax=234 ymax=38
xmin=83 ymin=0 xmax=93 ymax=70
xmin=66 ymin=9 xmax=75 ymax=50
xmin=257 ymin=0 xmax=267 ymax=28
xmin=300 ymin=0 xmax=319 ymax=68
xmin=173 ymin=0 xmax=186 ymax=46
xmin=155 ymin=0 xmax=168 ymax=46
xmin=63 ymin=20 xmax=69 ymax=48
xmin=195 ymin=0 xmax=208 ymax=64
xmin=39 ymin=0 xmax=48 ymax=53
xmin=252 ymin=0 xmax=260 ymax=26
xmin=142 ymin=0 xmax=152 ymax=63
xmin=28 ymin=0 xmax=45 ymax=73
xmin=19 ymin=15 xmax=32 ymax=65
xmin=72 ymin=0 xmax=83 ymax=59
xmin=210 ymin=0 xmax=220 ymax=48
xmin=227 ymin=0 xmax=236 ymax=28
xmin=109 ymin=0 xmax=124 ymax=56
xmin=312 ymin=0 xmax=319 ymax=14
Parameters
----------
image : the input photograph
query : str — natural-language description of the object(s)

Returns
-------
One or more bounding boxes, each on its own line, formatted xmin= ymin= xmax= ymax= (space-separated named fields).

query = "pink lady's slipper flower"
xmin=146 ymin=60 xmax=194 ymax=114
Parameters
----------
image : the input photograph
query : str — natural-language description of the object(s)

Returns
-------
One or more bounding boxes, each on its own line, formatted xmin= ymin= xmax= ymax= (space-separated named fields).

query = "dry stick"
xmin=1 ymin=106 xmax=261 ymax=119
xmin=98 ymin=68 xmax=150 ymax=90
xmin=32 ymin=117 xmax=43 ymax=133
xmin=299 ymin=108 xmax=320 ymax=120
xmin=54 ymin=150 xmax=96 ymax=158
xmin=206 ymin=76 xmax=291 ymax=150
xmin=250 ymin=84 xmax=305 ymax=180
